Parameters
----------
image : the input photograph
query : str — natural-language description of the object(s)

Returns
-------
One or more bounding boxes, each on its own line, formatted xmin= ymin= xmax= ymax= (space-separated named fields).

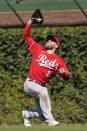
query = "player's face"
xmin=45 ymin=40 xmax=58 ymax=50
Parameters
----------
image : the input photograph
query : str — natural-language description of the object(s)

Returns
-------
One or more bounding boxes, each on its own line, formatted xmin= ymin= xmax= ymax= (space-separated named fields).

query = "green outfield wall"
xmin=0 ymin=0 xmax=87 ymax=12
xmin=0 ymin=26 xmax=87 ymax=124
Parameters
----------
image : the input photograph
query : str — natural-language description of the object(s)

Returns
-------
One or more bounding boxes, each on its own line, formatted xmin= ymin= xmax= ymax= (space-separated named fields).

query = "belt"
xmin=27 ymin=78 xmax=47 ymax=87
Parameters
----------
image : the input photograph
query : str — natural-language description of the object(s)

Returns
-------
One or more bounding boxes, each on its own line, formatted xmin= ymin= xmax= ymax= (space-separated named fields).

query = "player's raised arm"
xmin=24 ymin=8 xmax=43 ymax=48
xmin=24 ymin=19 xmax=34 ymax=47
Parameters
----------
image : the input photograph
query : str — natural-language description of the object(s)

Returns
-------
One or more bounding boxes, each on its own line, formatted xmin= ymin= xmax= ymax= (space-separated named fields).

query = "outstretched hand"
xmin=28 ymin=19 xmax=32 ymax=24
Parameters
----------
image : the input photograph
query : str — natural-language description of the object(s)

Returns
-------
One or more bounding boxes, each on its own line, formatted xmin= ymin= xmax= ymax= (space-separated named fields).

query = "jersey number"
xmin=46 ymin=70 xmax=53 ymax=78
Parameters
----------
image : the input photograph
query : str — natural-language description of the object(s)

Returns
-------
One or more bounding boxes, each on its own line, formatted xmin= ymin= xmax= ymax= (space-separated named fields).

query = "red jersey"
xmin=24 ymin=24 xmax=70 ymax=84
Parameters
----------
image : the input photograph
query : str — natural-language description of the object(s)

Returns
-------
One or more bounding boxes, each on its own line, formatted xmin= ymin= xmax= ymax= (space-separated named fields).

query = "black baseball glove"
xmin=31 ymin=9 xmax=44 ymax=25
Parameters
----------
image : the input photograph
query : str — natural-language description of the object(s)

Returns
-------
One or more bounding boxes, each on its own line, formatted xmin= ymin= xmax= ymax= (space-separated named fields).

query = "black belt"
xmin=28 ymin=78 xmax=47 ymax=87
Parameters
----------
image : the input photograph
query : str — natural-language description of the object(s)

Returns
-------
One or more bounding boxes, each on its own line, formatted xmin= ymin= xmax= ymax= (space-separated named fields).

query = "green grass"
xmin=0 ymin=0 xmax=87 ymax=12
xmin=0 ymin=125 xmax=87 ymax=131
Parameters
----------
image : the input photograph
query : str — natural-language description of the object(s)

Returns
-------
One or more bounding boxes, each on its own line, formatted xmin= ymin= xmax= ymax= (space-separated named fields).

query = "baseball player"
xmin=22 ymin=18 xmax=70 ymax=126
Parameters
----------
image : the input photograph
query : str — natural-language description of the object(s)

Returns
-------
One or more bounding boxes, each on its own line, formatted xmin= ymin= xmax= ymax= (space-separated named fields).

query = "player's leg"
xmin=32 ymin=85 xmax=60 ymax=126
xmin=39 ymin=91 xmax=60 ymax=126
xmin=39 ymin=88 xmax=54 ymax=122
xmin=22 ymin=78 xmax=59 ymax=126
xmin=22 ymin=98 xmax=45 ymax=120
xmin=35 ymin=98 xmax=45 ymax=120
xmin=23 ymin=79 xmax=54 ymax=120
xmin=22 ymin=80 xmax=45 ymax=126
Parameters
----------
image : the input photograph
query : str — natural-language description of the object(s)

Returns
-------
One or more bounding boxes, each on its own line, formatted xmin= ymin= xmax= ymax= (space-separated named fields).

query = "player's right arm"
xmin=24 ymin=19 xmax=43 ymax=55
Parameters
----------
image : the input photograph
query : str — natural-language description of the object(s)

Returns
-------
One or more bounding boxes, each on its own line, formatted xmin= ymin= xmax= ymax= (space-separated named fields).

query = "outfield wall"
xmin=0 ymin=26 xmax=87 ymax=124
xmin=0 ymin=0 xmax=87 ymax=27
xmin=0 ymin=0 xmax=87 ymax=12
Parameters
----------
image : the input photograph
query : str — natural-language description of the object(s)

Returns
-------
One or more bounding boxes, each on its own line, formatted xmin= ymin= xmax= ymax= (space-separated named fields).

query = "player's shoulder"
xmin=34 ymin=42 xmax=44 ymax=50
xmin=54 ymin=54 xmax=64 ymax=63
xmin=40 ymin=48 xmax=47 ymax=53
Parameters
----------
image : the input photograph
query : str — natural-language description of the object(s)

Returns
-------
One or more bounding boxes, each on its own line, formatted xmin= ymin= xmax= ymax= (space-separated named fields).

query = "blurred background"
xmin=0 ymin=0 xmax=87 ymax=126
xmin=0 ymin=0 xmax=87 ymax=27
xmin=0 ymin=0 xmax=87 ymax=11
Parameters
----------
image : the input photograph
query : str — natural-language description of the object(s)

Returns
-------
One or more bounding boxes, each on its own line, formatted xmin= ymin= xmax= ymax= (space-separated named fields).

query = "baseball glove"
xmin=31 ymin=9 xmax=44 ymax=24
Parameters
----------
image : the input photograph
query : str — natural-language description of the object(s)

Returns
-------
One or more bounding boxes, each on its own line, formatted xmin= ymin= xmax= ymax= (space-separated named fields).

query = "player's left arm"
xmin=58 ymin=63 xmax=70 ymax=81
xmin=55 ymin=58 xmax=70 ymax=81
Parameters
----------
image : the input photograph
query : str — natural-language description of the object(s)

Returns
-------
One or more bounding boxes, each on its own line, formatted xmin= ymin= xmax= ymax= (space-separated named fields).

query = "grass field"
xmin=0 ymin=125 xmax=87 ymax=131
xmin=0 ymin=0 xmax=87 ymax=12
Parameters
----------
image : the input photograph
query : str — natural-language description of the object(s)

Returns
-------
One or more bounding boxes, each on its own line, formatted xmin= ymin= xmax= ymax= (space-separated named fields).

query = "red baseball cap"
xmin=46 ymin=35 xmax=60 ymax=47
xmin=54 ymin=37 xmax=60 ymax=47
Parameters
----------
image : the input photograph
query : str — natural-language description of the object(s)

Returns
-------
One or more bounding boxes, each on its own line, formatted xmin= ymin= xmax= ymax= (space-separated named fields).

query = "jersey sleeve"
xmin=55 ymin=58 xmax=70 ymax=81
xmin=24 ymin=24 xmax=43 ymax=56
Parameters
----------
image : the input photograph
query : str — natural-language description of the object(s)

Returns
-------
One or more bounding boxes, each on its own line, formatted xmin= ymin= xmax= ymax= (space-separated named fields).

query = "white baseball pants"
xmin=23 ymin=78 xmax=54 ymax=123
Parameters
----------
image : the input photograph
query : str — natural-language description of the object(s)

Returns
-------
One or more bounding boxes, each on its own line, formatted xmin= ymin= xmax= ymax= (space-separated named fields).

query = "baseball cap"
xmin=46 ymin=35 xmax=60 ymax=47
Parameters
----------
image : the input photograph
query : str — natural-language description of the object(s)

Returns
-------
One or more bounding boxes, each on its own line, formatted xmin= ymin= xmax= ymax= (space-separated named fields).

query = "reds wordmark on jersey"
xmin=24 ymin=24 xmax=70 ymax=84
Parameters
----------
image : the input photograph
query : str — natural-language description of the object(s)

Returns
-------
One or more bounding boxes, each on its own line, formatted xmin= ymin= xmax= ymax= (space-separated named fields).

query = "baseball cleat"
xmin=22 ymin=110 xmax=31 ymax=127
xmin=48 ymin=120 xmax=60 ymax=126
xmin=23 ymin=118 xmax=31 ymax=127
